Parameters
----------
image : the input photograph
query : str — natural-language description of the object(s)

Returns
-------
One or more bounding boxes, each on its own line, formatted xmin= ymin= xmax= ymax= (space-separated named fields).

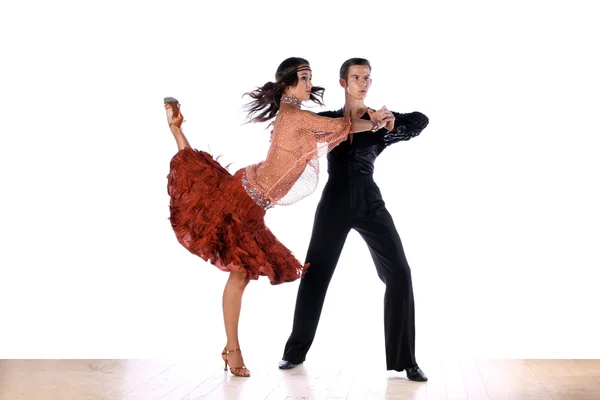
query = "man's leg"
xmin=281 ymin=191 xmax=351 ymax=367
xmin=354 ymin=205 xmax=427 ymax=381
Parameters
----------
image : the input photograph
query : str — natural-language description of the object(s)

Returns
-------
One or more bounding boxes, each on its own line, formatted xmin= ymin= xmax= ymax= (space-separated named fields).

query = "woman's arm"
xmin=302 ymin=109 xmax=393 ymax=138
xmin=350 ymin=117 xmax=385 ymax=133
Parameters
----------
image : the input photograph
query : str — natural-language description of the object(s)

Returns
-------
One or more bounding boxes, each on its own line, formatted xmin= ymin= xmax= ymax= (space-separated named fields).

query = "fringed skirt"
xmin=167 ymin=147 xmax=308 ymax=285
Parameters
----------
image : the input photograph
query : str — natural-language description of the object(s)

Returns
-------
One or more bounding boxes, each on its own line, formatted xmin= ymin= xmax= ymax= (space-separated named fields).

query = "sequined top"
xmin=244 ymin=108 xmax=352 ymax=208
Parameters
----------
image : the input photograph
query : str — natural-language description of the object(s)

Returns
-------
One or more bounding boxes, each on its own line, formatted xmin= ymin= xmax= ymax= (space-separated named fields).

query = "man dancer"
xmin=278 ymin=58 xmax=429 ymax=382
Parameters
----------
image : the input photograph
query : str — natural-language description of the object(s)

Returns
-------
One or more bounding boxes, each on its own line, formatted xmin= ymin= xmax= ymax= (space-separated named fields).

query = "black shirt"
xmin=317 ymin=109 xmax=429 ymax=177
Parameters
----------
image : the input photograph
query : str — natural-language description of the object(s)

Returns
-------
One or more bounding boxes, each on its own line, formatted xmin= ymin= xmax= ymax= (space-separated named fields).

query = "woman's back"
xmin=245 ymin=107 xmax=351 ymax=207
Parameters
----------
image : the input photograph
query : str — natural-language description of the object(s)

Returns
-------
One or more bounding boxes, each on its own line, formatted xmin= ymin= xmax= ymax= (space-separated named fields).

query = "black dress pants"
xmin=282 ymin=175 xmax=417 ymax=371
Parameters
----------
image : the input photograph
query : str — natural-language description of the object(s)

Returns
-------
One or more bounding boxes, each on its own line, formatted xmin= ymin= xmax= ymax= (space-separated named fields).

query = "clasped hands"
xmin=368 ymin=106 xmax=395 ymax=131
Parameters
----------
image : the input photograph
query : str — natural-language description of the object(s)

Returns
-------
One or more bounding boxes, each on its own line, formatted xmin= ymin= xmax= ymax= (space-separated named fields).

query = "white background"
xmin=1 ymin=0 xmax=598 ymax=365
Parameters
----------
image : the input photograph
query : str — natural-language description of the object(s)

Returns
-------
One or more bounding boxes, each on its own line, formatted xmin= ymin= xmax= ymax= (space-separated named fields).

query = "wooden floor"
xmin=1 ymin=359 xmax=599 ymax=399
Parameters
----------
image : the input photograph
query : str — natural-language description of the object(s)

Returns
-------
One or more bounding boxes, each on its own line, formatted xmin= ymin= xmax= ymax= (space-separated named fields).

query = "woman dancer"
xmin=164 ymin=57 xmax=394 ymax=377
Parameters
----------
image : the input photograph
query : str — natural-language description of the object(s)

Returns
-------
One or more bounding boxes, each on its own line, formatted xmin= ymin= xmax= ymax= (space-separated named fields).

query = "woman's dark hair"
xmin=243 ymin=57 xmax=325 ymax=123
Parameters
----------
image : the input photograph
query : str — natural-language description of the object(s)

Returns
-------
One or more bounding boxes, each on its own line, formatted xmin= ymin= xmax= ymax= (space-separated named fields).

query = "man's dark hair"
xmin=339 ymin=58 xmax=371 ymax=81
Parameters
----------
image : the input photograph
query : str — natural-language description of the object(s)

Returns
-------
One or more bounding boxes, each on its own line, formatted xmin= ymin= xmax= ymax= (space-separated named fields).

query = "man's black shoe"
xmin=278 ymin=360 xmax=301 ymax=369
xmin=406 ymin=366 xmax=428 ymax=382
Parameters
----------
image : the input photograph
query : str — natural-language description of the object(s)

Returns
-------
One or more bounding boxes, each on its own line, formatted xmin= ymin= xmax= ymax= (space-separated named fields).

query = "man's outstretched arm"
xmin=380 ymin=111 xmax=429 ymax=149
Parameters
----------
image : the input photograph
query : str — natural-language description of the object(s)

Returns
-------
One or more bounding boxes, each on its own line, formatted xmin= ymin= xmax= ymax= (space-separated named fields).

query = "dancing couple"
xmin=163 ymin=57 xmax=428 ymax=381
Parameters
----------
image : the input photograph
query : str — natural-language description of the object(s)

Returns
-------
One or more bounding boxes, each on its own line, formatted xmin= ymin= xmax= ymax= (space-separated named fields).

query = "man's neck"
xmin=342 ymin=95 xmax=368 ymax=119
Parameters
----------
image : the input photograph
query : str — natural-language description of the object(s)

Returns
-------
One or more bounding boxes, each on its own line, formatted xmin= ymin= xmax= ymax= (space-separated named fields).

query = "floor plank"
xmin=0 ymin=359 xmax=599 ymax=399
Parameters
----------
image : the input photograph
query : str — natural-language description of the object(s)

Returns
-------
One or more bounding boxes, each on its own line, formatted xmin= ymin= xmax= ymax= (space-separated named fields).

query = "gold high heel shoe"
xmin=164 ymin=97 xmax=184 ymax=129
xmin=221 ymin=347 xmax=251 ymax=377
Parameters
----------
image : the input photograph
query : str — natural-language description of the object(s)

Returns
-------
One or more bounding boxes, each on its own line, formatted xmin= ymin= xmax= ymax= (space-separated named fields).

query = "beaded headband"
xmin=279 ymin=65 xmax=312 ymax=81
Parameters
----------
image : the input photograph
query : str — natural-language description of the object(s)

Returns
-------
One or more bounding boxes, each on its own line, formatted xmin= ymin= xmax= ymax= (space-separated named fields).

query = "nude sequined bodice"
xmin=243 ymin=108 xmax=352 ymax=208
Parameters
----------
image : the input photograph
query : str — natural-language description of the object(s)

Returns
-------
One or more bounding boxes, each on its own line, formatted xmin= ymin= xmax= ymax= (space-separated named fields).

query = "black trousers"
xmin=282 ymin=175 xmax=417 ymax=371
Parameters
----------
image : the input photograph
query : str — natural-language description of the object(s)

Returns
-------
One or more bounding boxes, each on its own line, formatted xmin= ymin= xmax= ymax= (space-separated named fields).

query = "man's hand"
xmin=368 ymin=106 xmax=395 ymax=130
xmin=381 ymin=106 xmax=395 ymax=131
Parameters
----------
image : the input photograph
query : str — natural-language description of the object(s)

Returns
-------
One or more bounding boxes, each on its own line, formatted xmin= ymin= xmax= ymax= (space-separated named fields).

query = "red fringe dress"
xmin=167 ymin=107 xmax=352 ymax=285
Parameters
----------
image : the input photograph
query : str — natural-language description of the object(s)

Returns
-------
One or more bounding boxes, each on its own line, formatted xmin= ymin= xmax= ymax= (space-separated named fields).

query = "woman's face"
xmin=285 ymin=65 xmax=313 ymax=101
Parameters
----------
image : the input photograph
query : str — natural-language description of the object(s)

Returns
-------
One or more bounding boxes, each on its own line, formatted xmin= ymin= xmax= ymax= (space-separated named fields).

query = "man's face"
xmin=341 ymin=65 xmax=372 ymax=100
